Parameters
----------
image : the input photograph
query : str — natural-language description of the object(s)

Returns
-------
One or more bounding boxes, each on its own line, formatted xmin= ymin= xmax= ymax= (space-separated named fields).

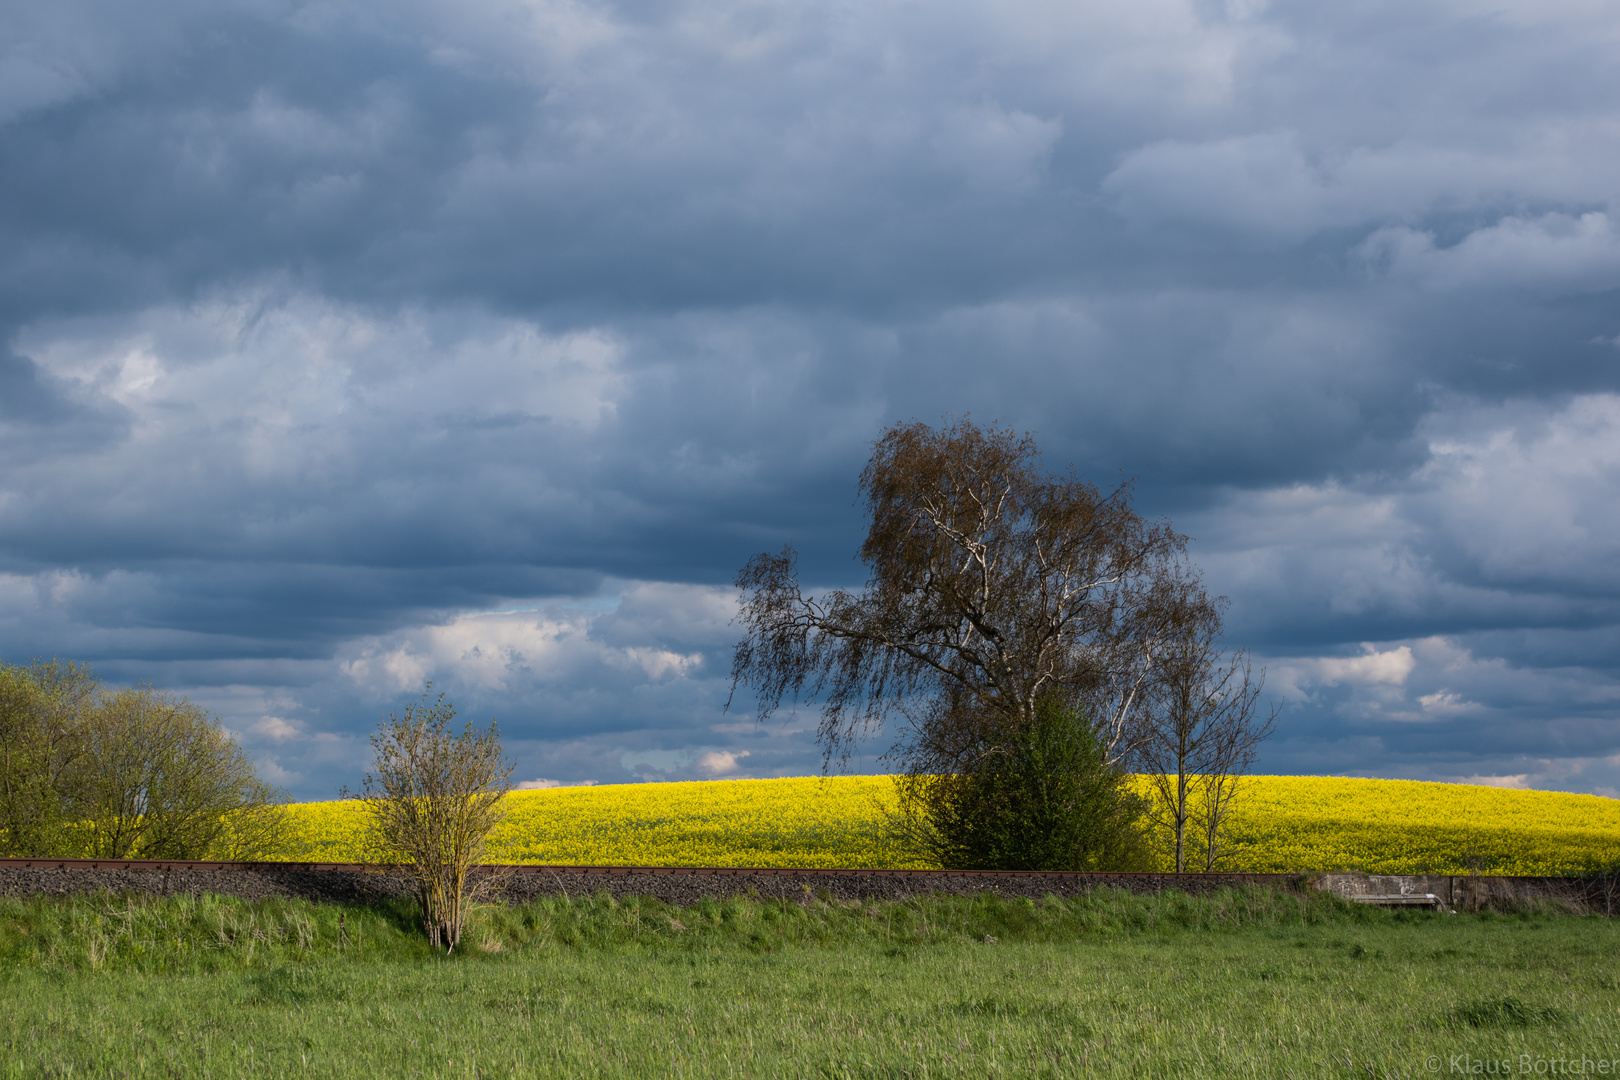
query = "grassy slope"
xmin=1 ymin=889 xmax=1616 ymax=1078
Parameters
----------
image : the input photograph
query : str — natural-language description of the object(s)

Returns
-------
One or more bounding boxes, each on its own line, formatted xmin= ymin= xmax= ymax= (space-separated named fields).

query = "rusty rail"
xmin=0 ymin=857 xmax=1302 ymax=882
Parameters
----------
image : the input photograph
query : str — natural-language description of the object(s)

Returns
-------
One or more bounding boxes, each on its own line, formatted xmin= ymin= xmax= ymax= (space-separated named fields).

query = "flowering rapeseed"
xmin=490 ymin=776 xmax=921 ymax=868
xmin=276 ymin=776 xmax=918 ymax=867
xmin=1208 ymin=776 xmax=1620 ymax=875
xmin=276 ymin=799 xmax=371 ymax=862
xmin=274 ymin=775 xmax=1620 ymax=874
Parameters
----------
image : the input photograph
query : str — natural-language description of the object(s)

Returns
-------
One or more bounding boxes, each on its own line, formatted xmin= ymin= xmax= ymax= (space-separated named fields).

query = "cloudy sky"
xmin=3 ymin=0 xmax=1619 ymax=800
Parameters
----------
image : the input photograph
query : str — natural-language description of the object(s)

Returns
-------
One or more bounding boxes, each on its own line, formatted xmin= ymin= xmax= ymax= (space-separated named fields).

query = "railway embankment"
xmin=1 ymin=858 xmax=1612 ymax=913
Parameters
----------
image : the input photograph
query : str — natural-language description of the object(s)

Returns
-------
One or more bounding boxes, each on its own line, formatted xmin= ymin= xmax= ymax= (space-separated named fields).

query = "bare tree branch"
xmin=1135 ymin=614 xmax=1278 ymax=872
xmin=350 ymin=686 xmax=513 ymax=953
xmin=727 ymin=418 xmax=1215 ymax=775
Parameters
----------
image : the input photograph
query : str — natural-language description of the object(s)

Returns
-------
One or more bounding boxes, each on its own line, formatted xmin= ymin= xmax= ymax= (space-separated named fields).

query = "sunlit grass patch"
xmin=2 ymin=892 xmax=1617 ymax=1080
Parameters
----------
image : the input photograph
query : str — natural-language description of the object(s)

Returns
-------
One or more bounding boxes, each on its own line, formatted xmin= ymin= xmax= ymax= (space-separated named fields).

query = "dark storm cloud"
xmin=3 ymin=0 xmax=1620 ymax=796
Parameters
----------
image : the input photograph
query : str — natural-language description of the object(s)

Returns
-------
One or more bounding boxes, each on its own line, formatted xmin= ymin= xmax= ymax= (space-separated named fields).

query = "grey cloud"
xmin=201 ymin=581 xmax=831 ymax=796
xmin=1185 ymin=392 xmax=1620 ymax=792
xmin=1252 ymin=630 xmax=1620 ymax=797
xmin=1360 ymin=214 xmax=1620 ymax=297
xmin=3 ymin=0 xmax=1620 ymax=797
xmin=1191 ymin=394 xmax=1620 ymax=645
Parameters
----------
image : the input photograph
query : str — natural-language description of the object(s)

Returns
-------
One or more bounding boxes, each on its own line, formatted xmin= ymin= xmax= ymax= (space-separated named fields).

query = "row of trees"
xmin=0 ymin=655 xmax=508 ymax=951
xmin=0 ymin=416 xmax=1270 ymax=947
xmin=0 ymin=660 xmax=285 ymax=859
xmin=729 ymin=418 xmax=1275 ymax=872
xmin=354 ymin=416 xmax=1277 ymax=954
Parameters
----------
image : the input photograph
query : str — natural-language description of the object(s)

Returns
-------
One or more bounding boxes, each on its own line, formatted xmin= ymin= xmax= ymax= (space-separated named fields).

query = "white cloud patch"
xmin=19 ymin=289 xmax=626 ymax=439
xmin=1308 ymin=645 xmax=1416 ymax=688
xmin=696 ymin=749 xmax=750 ymax=776
xmin=1416 ymin=691 xmax=1473 ymax=716
xmin=1408 ymin=394 xmax=1620 ymax=591
xmin=1361 ymin=212 xmax=1620 ymax=293
xmin=339 ymin=584 xmax=722 ymax=698
xmin=1199 ymin=393 xmax=1620 ymax=633
xmin=1452 ymin=773 xmax=1531 ymax=789
xmin=1438 ymin=754 xmax=1620 ymax=800
xmin=250 ymin=715 xmax=304 ymax=743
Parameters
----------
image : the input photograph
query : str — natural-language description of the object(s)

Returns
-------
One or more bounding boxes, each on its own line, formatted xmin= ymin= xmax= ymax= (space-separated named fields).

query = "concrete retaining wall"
xmin=1309 ymin=871 xmax=1619 ymax=915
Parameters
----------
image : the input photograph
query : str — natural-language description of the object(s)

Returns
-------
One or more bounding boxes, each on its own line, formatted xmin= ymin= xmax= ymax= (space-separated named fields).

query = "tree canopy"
xmin=728 ymin=417 xmax=1214 ymax=774
xmin=0 ymin=659 xmax=285 ymax=859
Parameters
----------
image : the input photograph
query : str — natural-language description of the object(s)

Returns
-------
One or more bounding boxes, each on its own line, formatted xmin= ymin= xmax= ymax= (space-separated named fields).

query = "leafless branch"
xmin=727 ymin=418 xmax=1216 ymax=777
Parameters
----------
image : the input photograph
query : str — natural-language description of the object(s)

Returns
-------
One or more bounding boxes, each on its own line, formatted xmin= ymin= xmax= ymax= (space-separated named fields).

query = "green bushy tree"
xmin=0 ymin=658 xmax=285 ymax=859
xmin=898 ymin=699 xmax=1152 ymax=871
xmin=0 ymin=660 xmax=98 ymax=857
xmin=71 ymin=687 xmax=286 ymax=860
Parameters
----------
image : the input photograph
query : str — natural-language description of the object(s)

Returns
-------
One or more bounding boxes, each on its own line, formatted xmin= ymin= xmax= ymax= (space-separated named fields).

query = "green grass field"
xmin=1 ymin=889 xmax=1616 ymax=1078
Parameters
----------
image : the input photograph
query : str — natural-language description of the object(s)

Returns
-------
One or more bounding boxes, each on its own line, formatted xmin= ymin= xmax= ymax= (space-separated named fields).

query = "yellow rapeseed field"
xmin=275 ymin=775 xmax=1620 ymax=875
xmin=1211 ymin=776 xmax=1620 ymax=876
xmin=276 ymin=776 xmax=920 ymax=868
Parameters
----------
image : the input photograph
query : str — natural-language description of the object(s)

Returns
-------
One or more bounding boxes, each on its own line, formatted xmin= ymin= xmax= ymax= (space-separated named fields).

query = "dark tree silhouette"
xmin=728 ymin=418 xmax=1226 ymax=868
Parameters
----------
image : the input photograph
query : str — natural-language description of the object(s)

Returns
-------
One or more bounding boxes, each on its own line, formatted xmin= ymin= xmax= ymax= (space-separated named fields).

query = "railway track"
xmin=0 ymin=857 xmax=1297 ymax=882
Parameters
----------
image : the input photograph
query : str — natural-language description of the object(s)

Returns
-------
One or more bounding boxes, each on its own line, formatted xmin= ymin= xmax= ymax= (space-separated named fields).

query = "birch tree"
xmin=728 ymin=419 xmax=1216 ymax=866
xmin=1136 ymin=622 xmax=1276 ymax=872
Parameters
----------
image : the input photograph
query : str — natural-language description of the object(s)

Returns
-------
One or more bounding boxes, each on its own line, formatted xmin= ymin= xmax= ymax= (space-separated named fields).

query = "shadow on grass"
xmin=1449 ymin=996 xmax=1574 ymax=1030
xmin=0 ymin=882 xmax=1480 ymax=974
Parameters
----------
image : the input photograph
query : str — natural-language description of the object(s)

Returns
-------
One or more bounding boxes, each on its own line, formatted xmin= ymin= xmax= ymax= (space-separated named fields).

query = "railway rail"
xmin=0 ymin=858 xmax=1298 ymax=881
